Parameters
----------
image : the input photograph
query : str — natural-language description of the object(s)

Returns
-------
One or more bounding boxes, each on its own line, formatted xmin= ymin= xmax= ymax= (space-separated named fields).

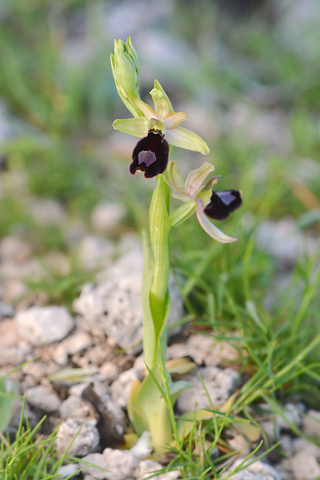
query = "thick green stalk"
xmin=128 ymin=174 xmax=173 ymax=455
xmin=141 ymin=230 xmax=156 ymax=369
xmin=148 ymin=174 xmax=171 ymax=366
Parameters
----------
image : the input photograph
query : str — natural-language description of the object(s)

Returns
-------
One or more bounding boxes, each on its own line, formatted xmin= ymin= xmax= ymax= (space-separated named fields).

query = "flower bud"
xmin=110 ymin=37 xmax=141 ymax=117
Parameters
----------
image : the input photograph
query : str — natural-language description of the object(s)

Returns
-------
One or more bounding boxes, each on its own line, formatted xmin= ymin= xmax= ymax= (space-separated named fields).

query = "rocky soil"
xmin=0 ymin=206 xmax=320 ymax=480
xmin=1 ymin=0 xmax=320 ymax=478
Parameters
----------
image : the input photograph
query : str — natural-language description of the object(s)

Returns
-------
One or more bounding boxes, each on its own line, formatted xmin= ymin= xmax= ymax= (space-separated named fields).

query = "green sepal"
xmin=165 ymin=126 xmax=210 ymax=155
xmin=112 ymin=117 xmax=148 ymax=137
xmin=150 ymin=88 xmax=170 ymax=118
xmin=154 ymin=79 xmax=174 ymax=113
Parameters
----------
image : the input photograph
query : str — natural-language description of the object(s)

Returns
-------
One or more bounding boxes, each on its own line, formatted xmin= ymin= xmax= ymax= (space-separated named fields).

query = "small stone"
xmin=55 ymin=418 xmax=99 ymax=457
xmin=90 ymin=202 xmax=126 ymax=232
xmin=73 ymin=344 xmax=110 ymax=369
xmin=292 ymin=437 xmax=320 ymax=457
xmin=260 ymin=420 xmax=280 ymax=443
xmin=59 ymin=395 xmax=91 ymax=420
xmin=0 ymin=346 xmax=28 ymax=367
xmin=0 ymin=301 xmax=15 ymax=318
xmin=109 ymin=369 xmax=141 ymax=408
xmin=52 ymin=331 xmax=92 ymax=366
xmin=223 ymin=458 xmax=282 ymax=480
xmin=255 ymin=218 xmax=317 ymax=265
xmin=82 ymin=449 xmax=138 ymax=480
xmin=57 ymin=463 xmax=79 ymax=478
xmin=117 ymin=233 xmax=141 ymax=256
xmin=0 ymin=236 xmax=32 ymax=264
xmin=130 ymin=431 xmax=153 ymax=459
xmin=0 ymin=319 xmax=19 ymax=347
xmin=8 ymin=398 xmax=37 ymax=429
xmin=22 ymin=361 xmax=59 ymax=385
xmin=228 ymin=434 xmax=250 ymax=457
xmin=136 ymin=459 xmax=181 ymax=480
xmin=99 ymin=362 xmax=119 ymax=381
xmin=80 ymin=453 xmax=108 ymax=480
xmin=181 ymin=334 xmax=238 ymax=366
xmin=133 ymin=354 xmax=146 ymax=372
xmin=25 ymin=385 xmax=61 ymax=412
xmin=280 ymin=435 xmax=294 ymax=457
xmin=77 ymin=234 xmax=114 ymax=269
xmin=276 ymin=403 xmax=301 ymax=430
xmin=52 ymin=344 xmax=68 ymax=366
xmin=2 ymin=279 xmax=28 ymax=303
xmin=62 ymin=330 xmax=92 ymax=356
xmin=16 ymin=306 xmax=74 ymax=346
xmin=176 ymin=366 xmax=239 ymax=413
xmin=291 ymin=452 xmax=320 ymax=480
xmin=29 ymin=198 xmax=66 ymax=226
xmin=303 ymin=409 xmax=320 ymax=437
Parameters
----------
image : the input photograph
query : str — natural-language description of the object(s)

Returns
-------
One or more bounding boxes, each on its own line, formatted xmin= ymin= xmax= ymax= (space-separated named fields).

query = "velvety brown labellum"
xmin=130 ymin=130 xmax=169 ymax=178
xmin=204 ymin=190 xmax=242 ymax=220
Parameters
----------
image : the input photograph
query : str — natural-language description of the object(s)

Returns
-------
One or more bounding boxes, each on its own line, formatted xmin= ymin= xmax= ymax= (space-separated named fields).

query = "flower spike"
xmin=111 ymin=38 xmax=210 ymax=177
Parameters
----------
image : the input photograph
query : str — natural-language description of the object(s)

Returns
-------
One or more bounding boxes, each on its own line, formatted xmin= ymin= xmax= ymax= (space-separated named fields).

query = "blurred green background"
xmin=0 ymin=0 xmax=320 ymax=403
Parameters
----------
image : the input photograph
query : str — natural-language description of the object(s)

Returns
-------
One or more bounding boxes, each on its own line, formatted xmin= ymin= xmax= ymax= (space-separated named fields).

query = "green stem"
xmin=148 ymin=174 xmax=171 ymax=366
xmin=141 ymin=230 xmax=156 ymax=368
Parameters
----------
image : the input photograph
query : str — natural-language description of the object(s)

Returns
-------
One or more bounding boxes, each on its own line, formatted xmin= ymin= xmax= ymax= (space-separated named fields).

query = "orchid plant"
xmin=111 ymin=38 xmax=242 ymax=455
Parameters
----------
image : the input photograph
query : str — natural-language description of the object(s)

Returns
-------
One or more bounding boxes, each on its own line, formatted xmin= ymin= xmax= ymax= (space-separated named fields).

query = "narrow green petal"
xmin=185 ymin=162 xmax=215 ymax=199
xmin=128 ymin=95 xmax=157 ymax=120
xmin=165 ymin=126 xmax=210 ymax=154
xmin=154 ymin=80 xmax=174 ymax=113
xmin=113 ymin=118 xmax=148 ymax=138
xmin=150 ymin=88 xmax=170 ymax=118
xmin=164 ymin=112 xmax=187 ymax=130
xmin=195 ymin=199 xmax=237 ymax=243
xmin=165 ymin=181 xmax=189 ymax=201
xmin=167 ymin=161 xmax=185 ymax=190
xmin=165 ymin=162 xmax=189 ymax=201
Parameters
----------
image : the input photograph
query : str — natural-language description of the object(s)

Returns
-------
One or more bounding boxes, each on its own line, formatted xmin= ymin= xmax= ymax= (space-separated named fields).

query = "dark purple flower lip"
xmin=130 ymin=130 xmax=169 ymax=178
xmin=204 ymin=190 xmax=242 ymax=220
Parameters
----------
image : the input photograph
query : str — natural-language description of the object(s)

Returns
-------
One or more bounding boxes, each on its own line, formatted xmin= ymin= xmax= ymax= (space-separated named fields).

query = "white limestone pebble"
xmin=55 ymin=418 xmax=99 ymax=457
xmin=73 ymin=247 xmax=183 ymax=348
xmin=90 ymin=202 xmax=126 ymax=232
xmin=223 ymin=458 xmax=282 ymax=480
xmin=136 ymin=459 xmax=181 ymax=480
xmin=176 ymin=365 xmax=240 ymax=413
xmin=16 ymin=306 xmax=74 ymax=346
xmin=82 ymin=449 xmax=138 ymax=480
xmin=25 ymin=385 xmax=61 ymax=412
